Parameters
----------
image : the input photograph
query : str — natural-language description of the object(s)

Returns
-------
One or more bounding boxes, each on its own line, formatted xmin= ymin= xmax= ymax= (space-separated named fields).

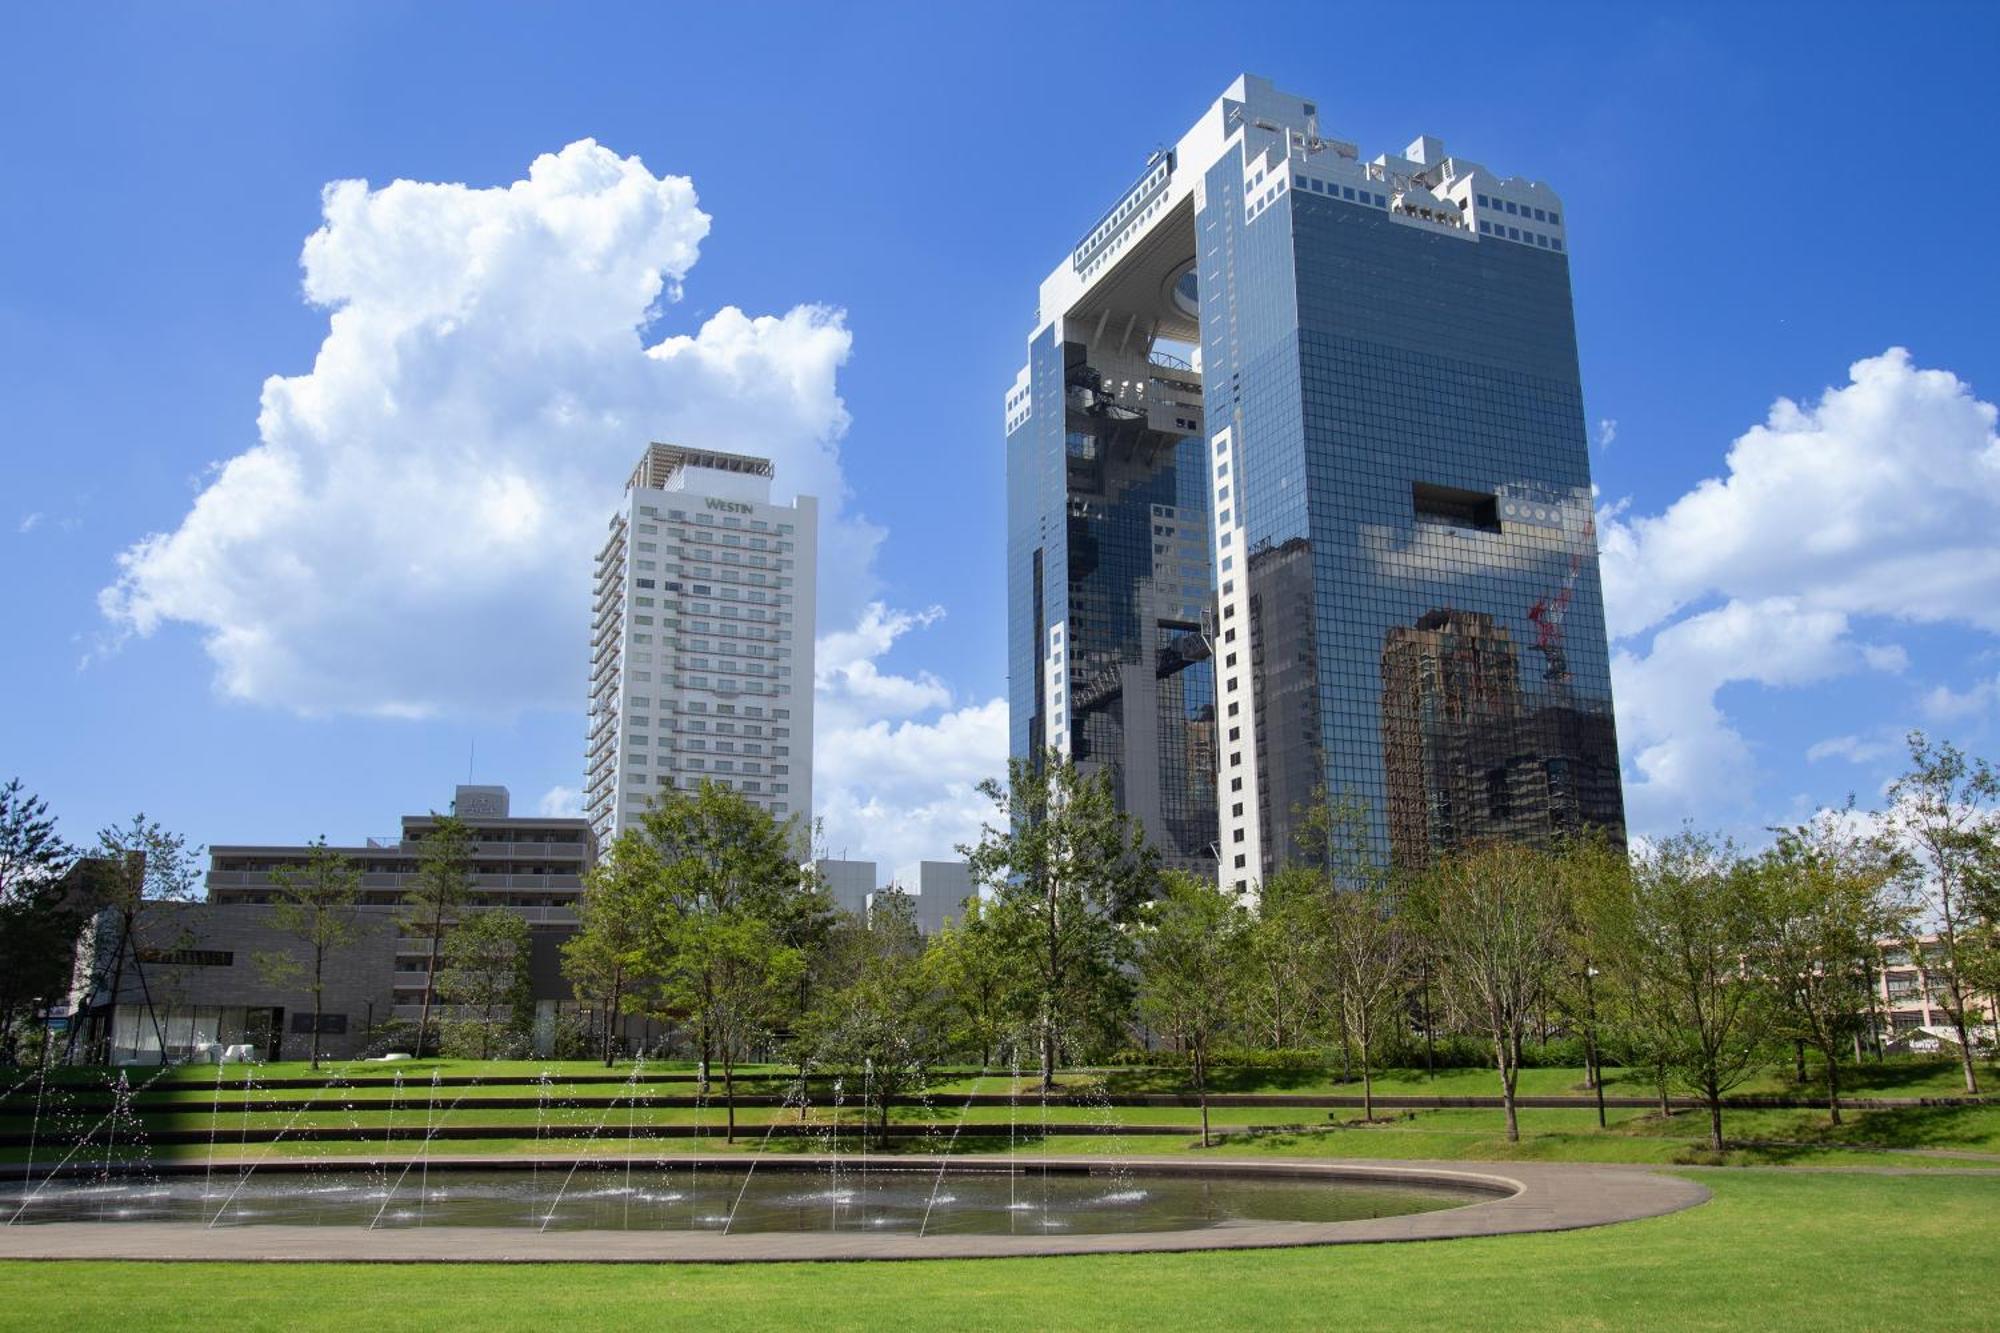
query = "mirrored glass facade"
xmin=1012 ymin=76 xmax=1624 ymax=894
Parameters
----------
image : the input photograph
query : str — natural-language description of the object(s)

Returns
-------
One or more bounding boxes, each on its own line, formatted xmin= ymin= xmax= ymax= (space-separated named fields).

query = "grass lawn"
xmin=0 ymin=1171 xmax=1991 ymax=1331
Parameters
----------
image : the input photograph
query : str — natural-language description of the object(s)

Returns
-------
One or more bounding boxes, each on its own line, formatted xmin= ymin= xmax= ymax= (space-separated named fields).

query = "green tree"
xmin=436 ymin=909 xmax=533 ymax=1059
xmin=923 ymin=896 xmax=1018 ymax=1069
xmin=634 ymin=780 xmax=812 ymax=1136
xmin=1548 ymin=831 xmax=1634 ymax=1125
xmin=91 ymin=815 xmax=203 ymax=1065
xmin=254 ymin=836 xmax=362 ymax=1070
xmin=1882 ymin=732 xmax=1997 ymax=1093
xmin=1407 ymin=840 xmax=1568 ymax=1141
xmin=671 ymin=906 xmax=801 ymax=1141
xmin=562 ymin=831 xmax=657 ymax=1066
xmin=1322 ymin=876 xmax=1415 ymax=1123
xmin=0 ymin=780 xmax=79 ymax=1061
xmin=1240 ymin=866 xmax=1327 ymax=1051
xmin=397 ymin=813 xmax=473 ymax=1057
xmin=1752 ymin=811 xmax=1906 ymax=1125
xmin=962 ymin=752 xmax=1156 ymax=1091
xmin=1134 ymin=871 xmax=1248 ymax=1147
xmin=1625 ymin=831 xmax=1768 ymax=1151
xmin=803 ymin=897 xmax=943 ymax=1147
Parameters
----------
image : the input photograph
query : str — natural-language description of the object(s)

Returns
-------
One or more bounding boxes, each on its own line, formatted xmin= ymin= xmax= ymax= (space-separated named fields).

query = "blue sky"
xmin=3 ymin=3 xmax=1997 ymax=875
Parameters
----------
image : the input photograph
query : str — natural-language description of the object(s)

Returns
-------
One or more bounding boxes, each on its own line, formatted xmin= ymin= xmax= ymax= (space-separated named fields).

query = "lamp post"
xmin=1584 ymin=965 xmax=1606 ymax=1129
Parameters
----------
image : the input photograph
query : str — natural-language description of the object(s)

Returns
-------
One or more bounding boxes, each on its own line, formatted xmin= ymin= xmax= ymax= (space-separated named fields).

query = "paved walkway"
xmin=0 ymin=1154 xmax=1708 ymax=1263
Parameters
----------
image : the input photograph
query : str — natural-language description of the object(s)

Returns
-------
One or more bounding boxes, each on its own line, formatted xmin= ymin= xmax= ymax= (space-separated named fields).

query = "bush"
xmin=438 ymin=1017 xmax=529 ymax=1060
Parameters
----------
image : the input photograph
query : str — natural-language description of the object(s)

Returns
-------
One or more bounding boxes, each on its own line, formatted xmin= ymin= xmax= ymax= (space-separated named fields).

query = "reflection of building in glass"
xmin=1381 ymin=609 xmax=1622 ymax=867
xmin=1008 ymin=211 xmax=1218 ymax=873
xmin=1011 ymin=75 xmax=1624 ymax=897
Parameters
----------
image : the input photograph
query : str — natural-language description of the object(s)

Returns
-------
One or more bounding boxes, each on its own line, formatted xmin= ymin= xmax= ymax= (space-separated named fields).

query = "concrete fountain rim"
xmin=0 ymin=1154 xmax=1709 ymax=1262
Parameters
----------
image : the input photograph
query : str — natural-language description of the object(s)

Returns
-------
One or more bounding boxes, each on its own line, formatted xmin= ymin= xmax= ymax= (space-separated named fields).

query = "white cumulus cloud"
xmin=813 ymin=602 xmax=1007 ymax=881
xmin=537 ymin=784 xmax=584 ymax=818
xmin=1602 ymin=349 xmax=2000 ymax=829
xmin=98 ymin=139 xmax=871 ymax=718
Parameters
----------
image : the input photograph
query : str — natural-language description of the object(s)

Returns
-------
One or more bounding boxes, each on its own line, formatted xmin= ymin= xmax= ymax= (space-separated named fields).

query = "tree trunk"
xmin=1793 ymin=1039 xmax=1806 ymax=1085
xmin=1496 ymin=1036 xmax=1519 ymax=1142
xmin=1655 ymin=1067 xmax=1672 ymax=1118
xmin=416 ymin=916 xmax=444 ymax=1059
xmin=1706 ymin=1092 xmax=1724 ymax=1152
xmin=1040 ymin=1006 xmax=1057 ymax=1094
xmin=603 ymin=974 xmax=623 ymax=1067
xmin=1824 ymin=1046 xmax=1843 ymax=1126
xmin=310 ymin=949 xmax=324 ymax=1072
xmin=1421 ymin=966 xmax=1435 ymax=1079
xmin=1949 ymin=1001 xmax=1980 ymax=1094
xmin=94 ymin=912 xmax=135 ymax=1066
xmin=1360 ymin=1036 xmax=1374 ymax=1123
xmin=723 ymin=1057 xmax=736 ymax=1144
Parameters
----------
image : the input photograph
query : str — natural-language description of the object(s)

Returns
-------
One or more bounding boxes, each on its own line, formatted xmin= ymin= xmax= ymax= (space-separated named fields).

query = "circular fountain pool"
xmin=1 ymin=1163 xmax=1476 ymax=1235
xmin=0 ymin=1157 xmax=1709 ymax=1261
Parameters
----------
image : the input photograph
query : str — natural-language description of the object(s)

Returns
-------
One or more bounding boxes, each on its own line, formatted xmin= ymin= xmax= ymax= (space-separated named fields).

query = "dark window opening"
xmin=137 ymin=948 xmax=233 ymax=967
xmin=1413 ymin=482 xmax=1501 ymax=533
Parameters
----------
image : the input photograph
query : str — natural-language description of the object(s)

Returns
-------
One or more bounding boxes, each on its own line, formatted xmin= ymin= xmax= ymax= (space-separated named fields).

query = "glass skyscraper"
xmin=1008 ymin=75 xmax=1625 ymax=894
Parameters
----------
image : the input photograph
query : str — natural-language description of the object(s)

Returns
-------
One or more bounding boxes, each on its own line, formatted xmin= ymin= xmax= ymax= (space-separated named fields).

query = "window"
xmin=1233 ymin=854 xmax=1246 ymax=869
xmin=137 ymin=948 xmax=233 ymax=967
xmin=289 ymin=1012 xmax=348 ymax=1035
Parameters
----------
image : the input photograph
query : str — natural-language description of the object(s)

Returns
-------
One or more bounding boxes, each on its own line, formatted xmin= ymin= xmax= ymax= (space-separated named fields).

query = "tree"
xmin=90 ymin=815 xmax=203 ymax=1065
xmin=1882 ymin=732 xmax=1998 ymax=1094
xmin=562 ymin=831 xmax=657 ymax=1066
xmin=1134 ymin=872 xmax=1248 ymax=1147
xmin=635 ymin=781 xmax=813 ymax=1136
xmin=397 ymin=813 xmax=473 ymax=1057
xmin=1240 ymin=866 xmax=1327 ymax=1051
xmin=0 ymin=780 xmax=79 ymax=1061
xmin=436 ymin=909 xmax=533 ymax=1060
xmin=1322 ymin=877 xmax=1415 ymax=1123
xmin=1408 ymin=840 xmax=1568 ymax=1141
xmin=924 ymin=896 xmax=1018 ymax=1069
xmin=962 ymin=753 xmax=1156 ymax=1091
xmin=671 ymin=906 xmax=800 ymax=1142
xmin=803 ymin=898 xmax=944 ymax=1147
xmin=255 ymin=836 xmax=362 ymax=1070
xmin=1549 ymin=830 xmax=1634 ymax=1126
xmin=1624 ymin=831 xmax=1768 ymax=1151
xmin=1752 ymin=811 xmax=1905 ymax=1125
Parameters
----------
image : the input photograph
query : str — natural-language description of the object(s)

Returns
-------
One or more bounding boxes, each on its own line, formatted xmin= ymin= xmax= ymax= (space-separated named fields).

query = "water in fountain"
xmin=419 ymin=1069 xmax=439 ymax=1225
xmin=531 ymin=1068 xmax=549 ymax=1226
xmin=4 ymin=1164 xmax=1477 ymax=1234
xmin=826 ymin=1076 xmax=843 ymax=1231
xmin=202 ymin=1057 xmax=224 ymax=1205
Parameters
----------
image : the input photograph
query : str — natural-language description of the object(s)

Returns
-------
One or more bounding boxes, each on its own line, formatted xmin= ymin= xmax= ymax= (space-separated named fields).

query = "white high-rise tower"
xmin=586 ymin=444 xmax=817 ymax=847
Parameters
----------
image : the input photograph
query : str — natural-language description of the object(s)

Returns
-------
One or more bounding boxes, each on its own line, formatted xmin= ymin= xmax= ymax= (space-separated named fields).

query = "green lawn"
xmin=6 ymin=1074 xmax=1997 ymax=1170
xmin=0 ymin=1171 xmax=1991 ymax=1331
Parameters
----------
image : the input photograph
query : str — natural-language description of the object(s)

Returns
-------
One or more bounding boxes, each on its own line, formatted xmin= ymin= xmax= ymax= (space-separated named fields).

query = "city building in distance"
xmin=814 ymin=857 xmax=876 ymax=919
xmin=1008 ymin=74 xmax=1625 ymax=896
xmin=813 ymin=856 xmax=977 ymax=936
xmin=587 ymin=444 xmax=817 ymax=847
xmin=77 ymin=785 xmax=593 ymax=1062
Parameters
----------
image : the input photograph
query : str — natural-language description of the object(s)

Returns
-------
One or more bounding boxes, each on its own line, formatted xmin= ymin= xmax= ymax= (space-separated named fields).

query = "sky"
xmin=3 ymin=3 xmax=1998 ymax=881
